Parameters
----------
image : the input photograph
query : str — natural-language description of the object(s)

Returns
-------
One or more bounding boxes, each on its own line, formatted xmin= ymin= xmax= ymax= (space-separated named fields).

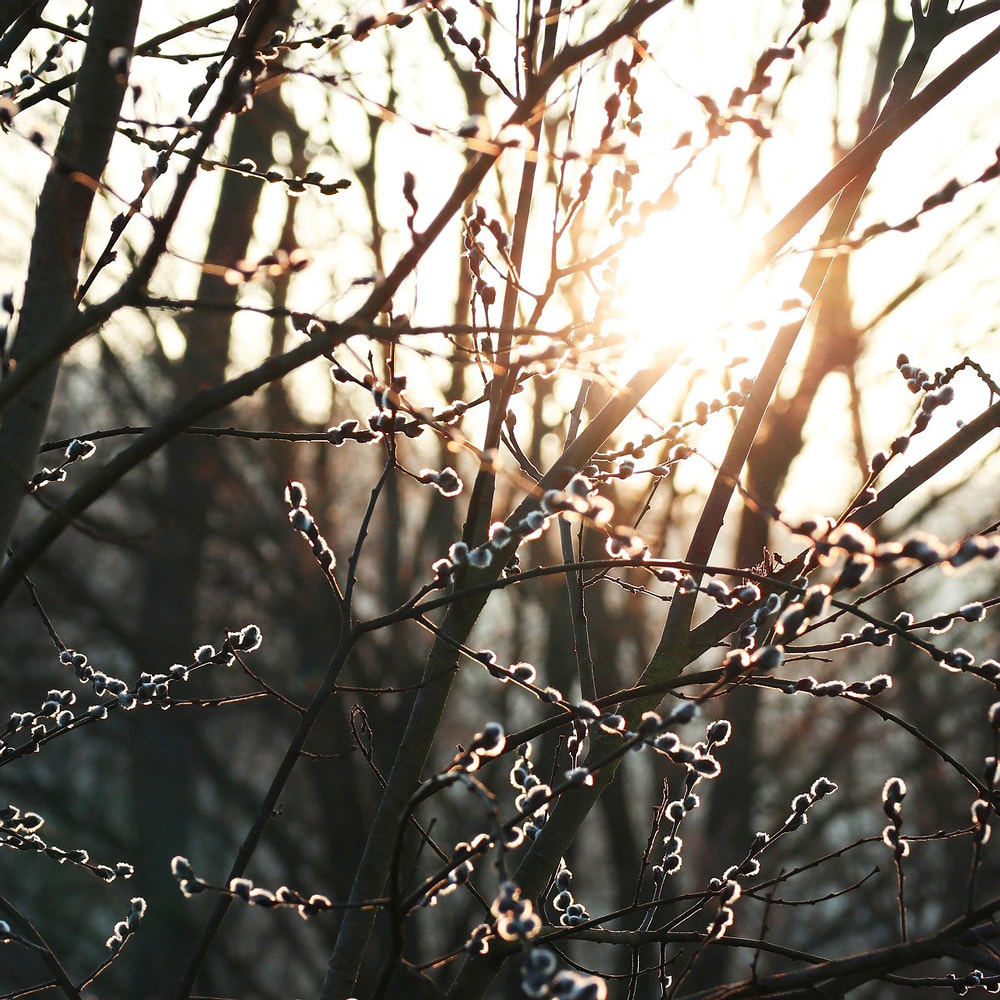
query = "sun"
xmin=609 ymin=193 xmax=793 ymax=377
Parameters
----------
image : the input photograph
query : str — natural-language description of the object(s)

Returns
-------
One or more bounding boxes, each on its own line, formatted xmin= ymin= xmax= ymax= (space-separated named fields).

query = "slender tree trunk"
xmin=0 ymin=0 xmax=141 ymax=561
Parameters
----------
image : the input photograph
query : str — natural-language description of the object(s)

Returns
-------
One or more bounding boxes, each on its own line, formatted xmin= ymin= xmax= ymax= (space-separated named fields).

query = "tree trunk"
xmin=0 ymin=0 xmax=141 ymax=560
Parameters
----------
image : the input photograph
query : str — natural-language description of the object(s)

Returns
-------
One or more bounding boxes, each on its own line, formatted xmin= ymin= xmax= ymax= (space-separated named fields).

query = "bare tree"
xmin=3 ymin=1 xmax=1000 ymax=999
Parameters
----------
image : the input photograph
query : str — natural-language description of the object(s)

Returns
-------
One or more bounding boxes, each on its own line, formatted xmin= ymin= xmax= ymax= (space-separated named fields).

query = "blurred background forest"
xmin=2 ymin=0 xmax=1000 ymax=998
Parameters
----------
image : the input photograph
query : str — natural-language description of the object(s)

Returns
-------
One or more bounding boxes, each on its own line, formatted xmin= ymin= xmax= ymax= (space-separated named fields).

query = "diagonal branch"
xmin=647 ymin=15 xmax=1000 ymax=681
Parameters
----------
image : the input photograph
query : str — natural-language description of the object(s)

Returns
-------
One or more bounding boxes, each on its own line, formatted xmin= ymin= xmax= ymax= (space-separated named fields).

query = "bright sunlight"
xmin=612 ymin=193 xmax=797 ymax=375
